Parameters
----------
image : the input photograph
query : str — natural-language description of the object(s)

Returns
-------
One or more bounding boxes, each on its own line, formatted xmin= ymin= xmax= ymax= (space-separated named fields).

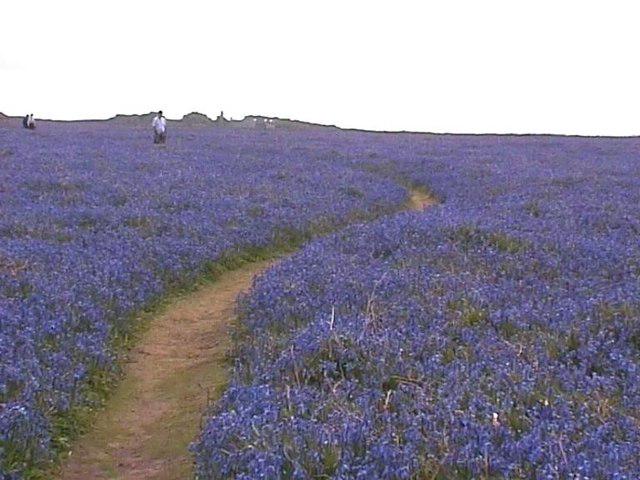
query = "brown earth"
xmin=59 ymin=260 xmax=273 ymax=480
xmin=407 ymin=188 xmax=438 ymax=211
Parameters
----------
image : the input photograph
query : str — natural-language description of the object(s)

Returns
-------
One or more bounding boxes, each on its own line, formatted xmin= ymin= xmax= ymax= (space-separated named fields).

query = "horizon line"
xmin=1 ymin=110 xmax=639 ymax=139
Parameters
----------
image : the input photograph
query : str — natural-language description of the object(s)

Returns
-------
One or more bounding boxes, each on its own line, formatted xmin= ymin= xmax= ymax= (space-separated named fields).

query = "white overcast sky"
xmin=1 ymin=0 xmax=639 ymax=134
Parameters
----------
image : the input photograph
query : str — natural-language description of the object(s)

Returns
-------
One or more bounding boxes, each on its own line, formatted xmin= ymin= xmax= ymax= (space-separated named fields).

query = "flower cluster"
xmin=194 ymin=135 xmax=640 ymax=478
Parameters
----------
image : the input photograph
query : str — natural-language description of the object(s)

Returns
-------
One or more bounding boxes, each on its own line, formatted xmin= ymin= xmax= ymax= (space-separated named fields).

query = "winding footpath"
xmin=58 ymin=189 xmax=434 ymax=480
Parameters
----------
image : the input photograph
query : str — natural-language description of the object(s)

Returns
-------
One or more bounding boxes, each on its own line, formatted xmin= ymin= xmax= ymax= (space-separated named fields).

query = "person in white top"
xmin=27 ymin=114 xmax=36 ymax=130
xmin=152 ymin=110 xmax=167 ymax=144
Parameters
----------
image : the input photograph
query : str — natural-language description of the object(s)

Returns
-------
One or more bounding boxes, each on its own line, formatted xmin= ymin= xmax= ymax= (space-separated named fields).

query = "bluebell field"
xmin=0 ymin=122 xmax=407 ymax=477
xmin=2 ymin=122 xmax=639 ymax=478
xmin=192 ymin=135 xmax=640 ymax=479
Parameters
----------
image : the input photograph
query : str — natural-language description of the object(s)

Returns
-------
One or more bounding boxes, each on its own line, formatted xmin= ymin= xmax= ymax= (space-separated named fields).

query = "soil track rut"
xmin=60 ymin=260 xmax=273 ymax=480
xmin=408 ymin=188 xmax=437 ymax=211
xmin=58 ymin=187 xmax=434 ymax=480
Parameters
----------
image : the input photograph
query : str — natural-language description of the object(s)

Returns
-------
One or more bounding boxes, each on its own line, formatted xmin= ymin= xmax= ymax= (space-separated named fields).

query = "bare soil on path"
xmin=407 ymin=188 xmax=437 ymax=211
xmin=57 ymin=187 xmax=435 ymax=480
xmin=59 ymin=260 xmax=273 ymax=480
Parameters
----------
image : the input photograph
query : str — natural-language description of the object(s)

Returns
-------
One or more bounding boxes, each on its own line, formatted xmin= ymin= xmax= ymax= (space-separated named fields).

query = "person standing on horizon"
xmin=152 ymin=110 xmax=166 ymax=144
xmin=26 ymin=114 xmax=36 ymax=130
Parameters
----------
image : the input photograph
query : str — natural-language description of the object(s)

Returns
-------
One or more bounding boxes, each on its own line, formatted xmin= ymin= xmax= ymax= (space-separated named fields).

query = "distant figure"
xmin=22 ymin=115 xmax=28 ymax=129
xmin=152 ymin=110 xmax=166 ymax=144
xmin=26 ymin=114 xmax=36 ymax=130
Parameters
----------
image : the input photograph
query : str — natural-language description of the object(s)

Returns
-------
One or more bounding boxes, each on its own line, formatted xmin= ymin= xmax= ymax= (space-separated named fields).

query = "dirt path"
xmin=59 ymin=260 xmax=273 ymax=480
xmin=407 ymin=187 xmax=437 ymax=211
xmin=58 ymin=187 xmax=435 ymax=480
